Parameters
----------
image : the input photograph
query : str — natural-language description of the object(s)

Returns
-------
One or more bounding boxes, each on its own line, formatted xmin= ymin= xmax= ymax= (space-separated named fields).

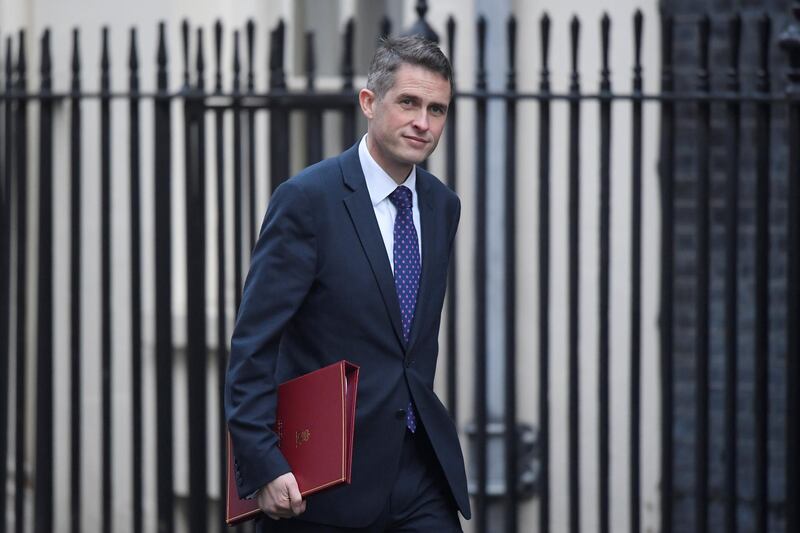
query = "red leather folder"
xmin=226 ymin=360 xmax=360 ymax=525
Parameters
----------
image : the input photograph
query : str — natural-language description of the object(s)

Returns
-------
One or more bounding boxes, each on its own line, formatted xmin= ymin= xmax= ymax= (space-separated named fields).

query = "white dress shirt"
xmin=358 ymin=135 xmax=422 ymax=273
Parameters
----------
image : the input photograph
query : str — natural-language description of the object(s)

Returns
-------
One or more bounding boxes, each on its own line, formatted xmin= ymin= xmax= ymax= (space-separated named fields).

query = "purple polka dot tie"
xmin=389 ymin=186 xmax=419 ymax=433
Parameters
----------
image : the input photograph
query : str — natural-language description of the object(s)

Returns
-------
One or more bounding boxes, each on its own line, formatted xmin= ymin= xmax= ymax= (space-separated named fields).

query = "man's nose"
xmin=411 ymin=111 xmax=430 ymax=131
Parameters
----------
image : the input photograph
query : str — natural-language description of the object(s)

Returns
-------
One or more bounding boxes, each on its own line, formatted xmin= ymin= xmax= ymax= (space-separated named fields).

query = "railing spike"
xmin=100 ymin=27 xmax=109 ymax=92
xmin=601 ymin=14 xmax=611 ymax=92
xmin=507 ymin=16 xmax=516 ymax=90
xmin=40 ymin=28 xmax=51 ymax=89
xmin=340 ymin=18 xmax=354 ymax=88
xmin=214 ymin=20 xmax=223 ymax=93
xmin=246 ymin=18 xmax=255 ymax=92
xmin=232 ymin=29 xmax=241 ymax=93
xmin=182 ymin=19 xmax=190 ymax=88
xmin=196 ymin=27 xmax=205 ymax=90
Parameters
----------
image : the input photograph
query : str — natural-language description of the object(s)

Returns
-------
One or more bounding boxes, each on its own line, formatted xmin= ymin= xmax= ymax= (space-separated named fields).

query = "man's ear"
xmin=359 ymin=88 xmax=376 ymax=120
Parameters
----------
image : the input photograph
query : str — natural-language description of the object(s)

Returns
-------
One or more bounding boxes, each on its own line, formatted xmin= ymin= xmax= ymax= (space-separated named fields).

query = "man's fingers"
xmin=287 ymin=476 xmax=306 ymax=515
xmin=257 ymin=472 xmax=305 ymax=519
xmin=290 ymin=497 xmax=307 ymax=516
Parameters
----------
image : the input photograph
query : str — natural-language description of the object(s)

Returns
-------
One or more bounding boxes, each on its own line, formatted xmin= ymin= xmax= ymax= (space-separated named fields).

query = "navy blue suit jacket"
xmin=225 ymin=143 xmax=470 ymax=527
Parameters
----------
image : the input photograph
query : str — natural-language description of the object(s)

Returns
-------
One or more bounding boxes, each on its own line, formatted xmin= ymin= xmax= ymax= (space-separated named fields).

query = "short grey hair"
xmin=366 ymin=36 xmax=453 ymax=99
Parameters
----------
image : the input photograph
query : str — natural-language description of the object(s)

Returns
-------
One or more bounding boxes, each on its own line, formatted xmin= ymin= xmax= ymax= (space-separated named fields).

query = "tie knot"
xmin=388 ymin=186 xmax=413 ymax=210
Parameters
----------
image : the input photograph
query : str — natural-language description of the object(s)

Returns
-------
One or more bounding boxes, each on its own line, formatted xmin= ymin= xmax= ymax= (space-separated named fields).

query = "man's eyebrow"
xmin=395 ymin=92 xmax=420 ymax=102
xmin=395 ymin=93 xmax=448 ymax=110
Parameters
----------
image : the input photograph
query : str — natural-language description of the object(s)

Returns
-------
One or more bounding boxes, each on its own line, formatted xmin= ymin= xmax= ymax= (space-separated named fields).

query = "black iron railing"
xmin=1 ymin=2 xmax=800 ymax=533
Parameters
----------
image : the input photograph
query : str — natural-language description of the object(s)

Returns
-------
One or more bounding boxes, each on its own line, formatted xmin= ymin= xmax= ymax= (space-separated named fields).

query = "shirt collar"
xmin=358 ymin=134 xmax=417 ymax=208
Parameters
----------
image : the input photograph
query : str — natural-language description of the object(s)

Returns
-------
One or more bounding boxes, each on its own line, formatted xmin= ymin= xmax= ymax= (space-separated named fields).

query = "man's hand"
xmin=257 ymin=472 xmax=307 ymax=520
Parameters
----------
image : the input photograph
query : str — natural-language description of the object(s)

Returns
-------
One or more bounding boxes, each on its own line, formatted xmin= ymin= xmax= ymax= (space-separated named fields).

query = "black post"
xmin=503 ymin=14 xmax=518 ymax=533
xmin=0 ymin=37 xmax=11 ymax=533
xmin=232 ymin=29 xmax=244 ymax=311
xmin=99 ymin=27 xmax=113 ymax=533
xmin=246 ymin=19 xmax=257 ymax=252
xmin=128 ymin=26 xmax=144 ymax=533
xmin=567 ymin=16 xmax=582 ymax=533
xmin=723 ymin=14 xmax=741 ymax=533
xmin=445 ymin=15 xmax=458 ymax=421
xmin=69 ymin=28 xmax=83 ymax=533
xmin=474 ymin=15 xmax=488 ymax=533
xmin=13 ymin=29 xmax=28 ymax=533
xmin=305 ymin=31 xmax=323 ymax=165
xmin=753 ymin=14 xmax=771 ymax=533
xmin=214 ymin=19 xmax=229 ymax=533
xmin=33 ymin=28 xmax=54 ymax=533
xmin=269 ymin=19 xmax=290 ymax=193
xmin=341 ymin=19 xmax=356 ymax=153
xmin=694 ymin=15 xmax=711 ymax=533
xmin=658 ymin=10 xmax=675 ymax=533
xmin=780 ymin=3 xmax=800 ymax=531
xmin=538 ymin=15 xmax=552 ymax=533
xmin=186 ymin=25 xmax=209 ymax=533
xmin=598 ymin=15 xmax=612 ymax=533
xmin=154 ymin=22 xmax=175 ymax=533
xmin=630 ymin=11 xmax=644 ymax=533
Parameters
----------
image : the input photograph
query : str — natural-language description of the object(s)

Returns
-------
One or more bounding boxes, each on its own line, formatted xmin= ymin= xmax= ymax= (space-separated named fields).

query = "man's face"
xmin=359 ymin=63 xmax=451 ymax=183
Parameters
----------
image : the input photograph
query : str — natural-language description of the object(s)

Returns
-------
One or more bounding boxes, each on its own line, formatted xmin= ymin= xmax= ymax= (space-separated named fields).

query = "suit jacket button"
xmin=395 ymin=409 xmax=406 ymax=419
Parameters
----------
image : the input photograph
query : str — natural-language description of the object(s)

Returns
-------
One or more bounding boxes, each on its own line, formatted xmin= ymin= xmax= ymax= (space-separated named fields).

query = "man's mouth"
xmin=403 ymin=135 xmax=429 ymax=145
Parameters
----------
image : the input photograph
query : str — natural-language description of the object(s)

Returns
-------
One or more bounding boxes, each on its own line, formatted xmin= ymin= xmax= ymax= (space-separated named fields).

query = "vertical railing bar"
xmin=538 ymin=14 xmax=552 ymax=533
xmin=268 ymin=19 xmax=289 ymax=193
xmin=474 ymin=15 xmax=488 ymax=533
xmin=780 ymin=3 xmax=800 ymax=531
xmin=503 ymin=14 xmax=518 ymax=533
xmin=568 ymin=16 xmax=582 ymax=533
xmin=128 ymin=26 xmax=143 ymax=533
xmin=305 ymin=31 xmax=322 ymax=165
xmin=186 ymin=24 xmax=209 ymax=533
xmin=630 ymin=11 xmax=644 ymax=533
xmin=0 ymin=37 xmax=12 ymax=533
xmin=723 ymin=13 xmax=741 ymax=533
xmin=658 ymin=11 xmax=675 ymax=533
xmin=99 ymin=26 xmax=113 ymax=533
xmin=380 ymin=16 xmax=392 ymax=41
xmin=245 ymin=20 xmax=256 ymax=252
xmin=340 ymin=19 xmax=355 ymax=151
xmin=213 ymin=19 xmax=228 ymax=533
xmin=33 ymin=27 xmax=54 ymax=533
xmin=753 ymin=13 xmax=771 ymax=533
xmin=445 ymin=15 xmax=458 ymax=421
xmin=154 ymin=21 xmax=175 ymax=533
xmin=598 ymin=13 xmax=612 ymax=533
xmin=695 ymin=15 xmax=711 ymax=533
xmin=69 ymin=27 xmax=83 ymax=533
xmin=232 ymin=29 xmax=243 ymax=312
xmin=13 ymin=28 xmax=28 ymax=533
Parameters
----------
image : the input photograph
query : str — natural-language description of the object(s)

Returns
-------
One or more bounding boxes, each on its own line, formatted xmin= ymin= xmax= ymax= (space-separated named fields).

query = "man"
xmin=225 ymin=35 xmax=469 ymax=532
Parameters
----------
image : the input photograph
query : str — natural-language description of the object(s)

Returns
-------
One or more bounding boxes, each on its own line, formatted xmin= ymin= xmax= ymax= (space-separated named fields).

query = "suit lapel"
xmin=339 ymin=146 xmax=406 ymax=349
xmin=406 ymin=170 xmax=436 ymax=355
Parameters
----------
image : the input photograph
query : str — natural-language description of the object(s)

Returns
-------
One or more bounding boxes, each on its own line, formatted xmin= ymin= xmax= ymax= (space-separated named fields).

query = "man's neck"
xmin=366 ymin=135 xmax=412 ymax=185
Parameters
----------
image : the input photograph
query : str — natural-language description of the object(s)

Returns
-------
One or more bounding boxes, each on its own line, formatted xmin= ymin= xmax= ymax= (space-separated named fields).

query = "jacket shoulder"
xmin=284 ymin=156 xmax=342 ymax=193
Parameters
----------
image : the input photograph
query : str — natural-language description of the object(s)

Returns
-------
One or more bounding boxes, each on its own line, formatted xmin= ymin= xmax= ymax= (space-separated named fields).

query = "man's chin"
xmin=403 ymin=147 xmax=435 ymax=165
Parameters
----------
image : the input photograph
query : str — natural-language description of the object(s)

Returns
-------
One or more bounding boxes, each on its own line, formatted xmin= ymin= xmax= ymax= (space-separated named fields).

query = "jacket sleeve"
xmin=225 ymin=179 xmax=317 ymax=498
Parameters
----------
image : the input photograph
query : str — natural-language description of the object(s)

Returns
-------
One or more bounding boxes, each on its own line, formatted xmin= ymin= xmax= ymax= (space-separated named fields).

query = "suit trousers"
xmin=258 ymin=423 xmax=462 ymax=533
